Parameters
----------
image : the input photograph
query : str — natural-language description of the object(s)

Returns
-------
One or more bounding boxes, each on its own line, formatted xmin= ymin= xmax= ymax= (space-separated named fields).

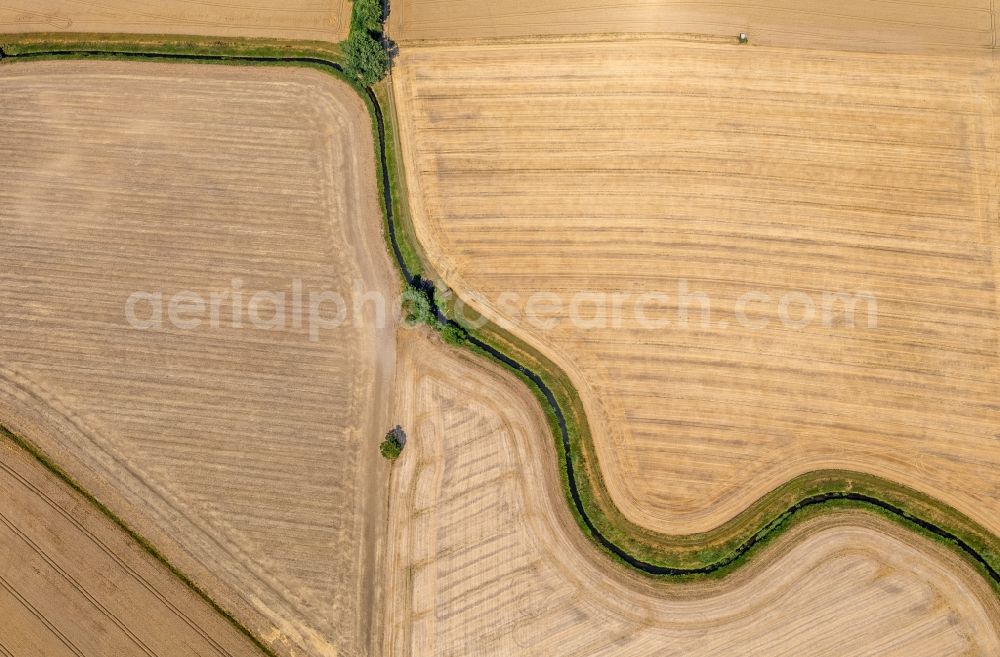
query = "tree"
xmin=380 ymin=426 xmax=406 ymax=460
xmin=380 ymin=438 xmax=402 ymax=460
xmin=351 ymin=0 xmax=383 ymax=34
xmin=344 ymin=31 xmax=388 ymax=86
xmin=441 ymin=323 xmax=468 ymax=346
xmin=401 ymin=285 xmax=435 ymax=326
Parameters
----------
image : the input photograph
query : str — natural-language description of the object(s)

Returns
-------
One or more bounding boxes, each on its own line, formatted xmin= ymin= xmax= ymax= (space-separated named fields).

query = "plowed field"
xmin=388 ymin=0 xmax=993 ymax=51
xmin=0 ymin=61 xmax=396 ymax=657
xmin=382 ymin=331 xmax=1000 ymax=656
xmin=0 ymin=0 xmax=349 ymax=41
xmin=392 ymin=39 xmax=1000 ymax=539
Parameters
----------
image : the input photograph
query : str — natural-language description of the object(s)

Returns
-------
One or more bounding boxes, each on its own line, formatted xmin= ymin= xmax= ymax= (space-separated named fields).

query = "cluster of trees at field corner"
xmin=344 ymin=0 xmax=389 ymax=86
xmin=400 ymin=282 xmax=469 ymax=346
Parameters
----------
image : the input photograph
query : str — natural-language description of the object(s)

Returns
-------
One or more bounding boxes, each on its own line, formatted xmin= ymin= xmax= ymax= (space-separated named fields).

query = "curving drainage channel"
xmin=2 ymin=48 xmax=999 ymax=587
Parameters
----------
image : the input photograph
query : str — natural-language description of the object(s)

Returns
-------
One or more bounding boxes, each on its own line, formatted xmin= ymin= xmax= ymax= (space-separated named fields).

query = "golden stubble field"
xmin=0 ymin=437 xmax=263 ymax=657
xmin=0 ymin=61 xmax=396 ymax=657
xmin=0 ymin=0 xmax=349 ymax=41
xmin=392 ymin=39 xmax=1000 ymax=539
xmin=382 ymin=330 xmax=1000 ymax=656
xmin=387 ymin=0 xmax=993 ymax=51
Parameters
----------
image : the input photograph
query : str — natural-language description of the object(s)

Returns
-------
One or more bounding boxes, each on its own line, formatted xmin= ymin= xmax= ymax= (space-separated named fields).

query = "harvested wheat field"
xmin=0 ymin=0 xmax=349 ymax=41
xmin=382 ymin=330 xmax=1000 ymax=656
xmin=387 ymin=0 xmax=993 ymax=51
xmin=393 ymin=39 xmax=1000 ymax=540
xmin=0 ymin=436 xmax=264 ymax=657
xmin=0 ymin=61 xmax=396 ymax=657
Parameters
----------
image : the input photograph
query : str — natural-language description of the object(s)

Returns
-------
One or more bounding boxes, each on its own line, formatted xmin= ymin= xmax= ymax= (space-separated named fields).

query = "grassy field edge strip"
xmin=0 ymin=425 xmax=280 ymax=657
xmin=461 ymin=320 xmax=1000 ymax=587
xmin=1 ymin=35 xmax=998 ymax=594
xmin=463 ymin=325 xmax=1000 ymax=588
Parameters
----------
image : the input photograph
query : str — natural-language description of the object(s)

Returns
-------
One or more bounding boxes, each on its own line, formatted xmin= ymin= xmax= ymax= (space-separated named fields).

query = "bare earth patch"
xmin=382 ymin=330 xmax=1000 ymax=656
xmin=0 ymin=61 xmax=396 ymax=657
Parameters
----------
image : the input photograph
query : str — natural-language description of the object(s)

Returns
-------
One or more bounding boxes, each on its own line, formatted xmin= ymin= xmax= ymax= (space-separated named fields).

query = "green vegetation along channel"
xmin=1 ymin=35 xmax=998 ymax=598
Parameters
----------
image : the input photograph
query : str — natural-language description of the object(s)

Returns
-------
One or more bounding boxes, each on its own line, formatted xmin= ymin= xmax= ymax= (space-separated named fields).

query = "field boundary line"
xmin=0 ymin=426 xmax=279 ymax=657
xmin=0 ymin=33 xmax=997 ymax=600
